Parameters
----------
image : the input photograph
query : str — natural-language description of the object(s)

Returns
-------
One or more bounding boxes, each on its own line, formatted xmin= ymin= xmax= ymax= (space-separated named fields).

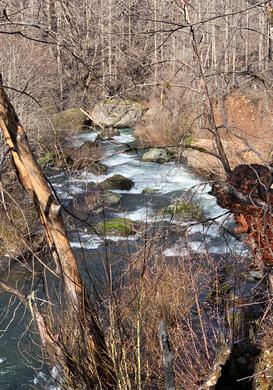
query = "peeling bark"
xmin=0 ymin=82 xmax=115 ymax=389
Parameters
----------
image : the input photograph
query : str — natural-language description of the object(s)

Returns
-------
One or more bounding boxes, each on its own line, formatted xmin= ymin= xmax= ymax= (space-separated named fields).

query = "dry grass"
xmin=108 ymin=253 xmax=212 ymax=389
xmin=185 ymin=136 xmax=270 ymax=179
xmin=134 ymin=94 xmax=199 ymax=147
xmin=32 ymin=218 xmax=251 ymax=390
xmin=134 ymin=91 xmax=273 ymax=179
xmin=0 ymin=190 xmax=40 ymax=257
xmin=101 ymin=228 xmax=231 ymax=389
xmin=39 ymin=225 xmax=222 ymax=389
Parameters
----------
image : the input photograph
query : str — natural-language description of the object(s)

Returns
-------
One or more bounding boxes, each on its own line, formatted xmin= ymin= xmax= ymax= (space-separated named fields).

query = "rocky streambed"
xmin=0 ymin=127 xmax=268 ymax=389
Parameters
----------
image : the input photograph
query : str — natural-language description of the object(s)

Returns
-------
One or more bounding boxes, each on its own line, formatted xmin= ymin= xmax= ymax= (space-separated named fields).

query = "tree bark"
xmin=0 ymin=80 xmax=115 ymax=389
xmin=210 ymin=164 xmax=273 ymax=267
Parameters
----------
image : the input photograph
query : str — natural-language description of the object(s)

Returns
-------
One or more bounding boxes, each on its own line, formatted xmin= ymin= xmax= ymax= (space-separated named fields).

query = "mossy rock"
xmin=142 ymin=148 xmax=173 ymax=164
xmin=102 ymin=191 xmax=122 ymax=205
xmin=99 ymin=174 xmax=134 ymax=191
xmin=86 ymin=161 xmax=107 ymax=175
xmin=74 ymin=159 xmax=107 ymax=175
xmin=246 ymin=270 xmax=263 ymax=282
xmin=51 ymin=108 xmax=87 ymax=134
xmin=163 ymin=199 xmax=203 ymax=220
xmin=38 ymin=151 xmax=74 ymax=169
xmin=96 ymin=218 xmax=135 ymax=236
xmin=142 ymin=188 xmax=160 ymax=194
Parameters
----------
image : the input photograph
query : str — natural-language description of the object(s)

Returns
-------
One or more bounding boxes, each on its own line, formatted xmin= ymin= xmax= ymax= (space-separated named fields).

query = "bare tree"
xmin=0 ymin=79 xmax=116 ymax=389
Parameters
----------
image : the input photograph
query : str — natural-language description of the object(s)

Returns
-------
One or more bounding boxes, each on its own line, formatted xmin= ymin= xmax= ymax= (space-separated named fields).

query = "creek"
xmin=0 ymin=128 xmax=250 ymax=389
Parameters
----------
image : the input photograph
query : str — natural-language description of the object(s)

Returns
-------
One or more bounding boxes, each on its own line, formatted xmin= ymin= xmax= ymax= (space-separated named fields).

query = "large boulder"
xmin=38 ymin=150 xmax=74 ymax=169
xmin=91 ymin=99 xmax=143 ymax=128
xmin=142 ymin=148 xmax=173 ymax=164
xmin=51 ymin=108 xmax=88 ymax=134
xmin=99 ymin=174 xmax=134 ymax=191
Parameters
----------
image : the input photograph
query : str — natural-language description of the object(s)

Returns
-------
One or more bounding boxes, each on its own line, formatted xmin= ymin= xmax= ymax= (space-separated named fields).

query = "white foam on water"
xmin=112 ymin=134 xmax=135 ymax=143
xmin=49 ymin=172 xmax=66 ymax=180
xmin=113 ymin=207 xmax=154 ymax=222
xmin=71 ymin=171 xmax=107 ymax=184
xmin=70 ymin=233 xmax=103 ymax=250
xmin=66 ymin=183 xmax=88 ymax=194
xmin=107 ymin=235 xmax=137 ymax=242
xmin=33 ymin=371 xmax=48 ymax=384
xmin=164 ymin=246 xmax=190 ymax=257
xmin=69 ymin=132 xmax=99 ymax=147
xmin=100 ymin=160 xmax=204 ymax=196
xmin=189 ymin=241 xmax=207 ymax=253
xmin=33 ymin=369 xmax=62 ymax=390
xmin=104 ymin=152 xmax=135 ymax=167
xmin=0 ymin=357 xmax=6 ymax=363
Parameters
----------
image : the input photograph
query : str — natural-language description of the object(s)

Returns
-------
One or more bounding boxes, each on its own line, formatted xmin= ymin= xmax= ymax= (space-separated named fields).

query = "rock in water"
xmin=142 ymin=148 xmax=173 ymax=164
xmin=102 ymin=191 xmax=122 ymax=205
xmin=99 ymin=174 xmax=134 ymax=191
xmin=95 ymin=218 xmax=135 ymax=236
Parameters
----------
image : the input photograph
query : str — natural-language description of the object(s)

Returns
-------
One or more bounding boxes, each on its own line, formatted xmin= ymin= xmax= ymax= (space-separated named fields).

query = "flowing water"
xmin=0 ymin=128 xmax=249 ymax=389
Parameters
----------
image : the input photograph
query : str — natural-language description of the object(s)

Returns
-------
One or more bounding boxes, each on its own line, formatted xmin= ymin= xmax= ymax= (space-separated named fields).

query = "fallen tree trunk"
xmin=0 ymin=79 xmax=115 ymax=388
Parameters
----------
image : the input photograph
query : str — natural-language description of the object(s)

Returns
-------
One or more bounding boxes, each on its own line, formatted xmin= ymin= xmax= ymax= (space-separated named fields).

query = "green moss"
xmin=225 ymin=311 xmax=243 ymax=332
xmin=38 ymin=151 xmax=74 ymax=168
xmin=207 ymin=284 xmax=232 ymax=301
xmin=142 ymin=188 xmax=160 ymax=194
xmin=51 ymin=108 xmax=87 ymax=133
xmin=96 ymin=218 xmax=134 ymax=236
xmin=223 ymin=264 xmax=235 ymax=273
xmin=38 ymin=151 xmax=56 ymax=165
xmin=184 ymin=134 xmax=197 ymax=146
xmin=163 ymin=200 xmax=203 ymax=220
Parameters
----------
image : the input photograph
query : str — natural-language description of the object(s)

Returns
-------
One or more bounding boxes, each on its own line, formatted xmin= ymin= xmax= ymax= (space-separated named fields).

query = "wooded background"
xmin=0 ymin=1 xmax=271 ymax=113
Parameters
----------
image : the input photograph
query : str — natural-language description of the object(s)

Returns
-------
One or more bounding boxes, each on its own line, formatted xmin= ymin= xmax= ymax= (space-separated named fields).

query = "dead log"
xmin=159 ymin=320 xmax=176 ymax=390
xmin=0 ymin=81 xmax=115 ymax=388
